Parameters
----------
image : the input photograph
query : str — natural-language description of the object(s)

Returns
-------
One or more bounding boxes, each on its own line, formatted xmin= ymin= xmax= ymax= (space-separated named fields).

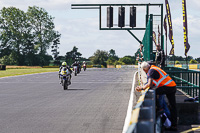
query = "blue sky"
xmin=0 ymin=0 xmax=199 ymax=58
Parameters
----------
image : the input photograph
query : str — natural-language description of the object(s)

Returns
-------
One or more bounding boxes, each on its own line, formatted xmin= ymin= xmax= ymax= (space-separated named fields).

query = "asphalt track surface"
xmin=0 ymin=68 xmax=136 ymax=133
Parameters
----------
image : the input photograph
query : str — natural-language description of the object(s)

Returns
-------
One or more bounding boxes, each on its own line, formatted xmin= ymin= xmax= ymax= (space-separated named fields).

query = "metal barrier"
xmin=164 ymin=66 xmax=200 ymax=102
xmin=126 ymin=89 xmax=156 ymax=133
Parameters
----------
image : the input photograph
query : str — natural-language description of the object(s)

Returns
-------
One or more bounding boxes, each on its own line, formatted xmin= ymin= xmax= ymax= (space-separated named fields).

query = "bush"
xmin=114 ymin=60 xmax=125 ymax=66
xmin=135 ymin=60 xmax=138 ymax=65
xmin=0 ymin=53 xmax=17 ymax=65
xmin=107 ymin=58 xmax=116 ymax=65
xmin=119 ymin=56 xmax=133 ymax=65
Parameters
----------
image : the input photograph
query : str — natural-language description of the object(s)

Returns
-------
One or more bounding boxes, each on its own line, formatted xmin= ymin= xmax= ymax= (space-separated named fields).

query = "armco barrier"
xmin=126 ymin=89 xmax=156 ymax=133
xmin=116 ymin=65 xmax=121 ymax=68
xmin=121 ymin=65 xmax=136 ymax=68
xmin=116 ymin=65 xmax=138 ymax=68
xmin=92 ymin=65 xmax=102 ymax=68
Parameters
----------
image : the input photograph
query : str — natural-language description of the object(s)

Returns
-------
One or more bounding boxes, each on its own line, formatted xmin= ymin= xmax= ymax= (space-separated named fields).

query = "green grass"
xmin=0 ymin=68 xmax=59 ymax=78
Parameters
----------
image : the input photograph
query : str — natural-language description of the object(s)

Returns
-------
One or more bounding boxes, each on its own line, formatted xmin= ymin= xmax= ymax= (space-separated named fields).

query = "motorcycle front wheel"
xmin=63 ymin=80 xmax=68 ymax=90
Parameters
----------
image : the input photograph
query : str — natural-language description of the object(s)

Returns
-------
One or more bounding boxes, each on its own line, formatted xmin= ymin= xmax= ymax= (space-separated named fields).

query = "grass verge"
xmin=0 ymin=68 xmax=59 ymax=78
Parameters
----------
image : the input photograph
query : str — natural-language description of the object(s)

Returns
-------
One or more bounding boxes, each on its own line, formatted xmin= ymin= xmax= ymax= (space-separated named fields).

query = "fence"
xmin=164 ymin=66 xmax=200 ymax=102
xmin=167 ymin=64 xmax=200 ymax=69
xmin=142 ymin=14 xmax=153 ymax=61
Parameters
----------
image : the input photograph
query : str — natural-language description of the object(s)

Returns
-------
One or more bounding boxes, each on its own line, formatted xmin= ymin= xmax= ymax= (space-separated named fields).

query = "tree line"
xmin=167 ymin=55 xmax=200 ymax=64
xmin=0 ymin=6 xmax=60 ymax=66
xmin=54 ymin=46 xmax=136 ymax=67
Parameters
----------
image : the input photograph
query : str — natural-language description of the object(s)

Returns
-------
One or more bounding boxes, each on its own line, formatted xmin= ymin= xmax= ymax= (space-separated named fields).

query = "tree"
xmin=0 ymin=52 xmax=17 ymax=65
xmin=114 ymin=60 xmax=125 ymax=66
xmin=108 ymin=49 xmax=118 ymax=59
xmin=0 ymin=7 xmax=30 ymax=65
xmin=51 ymin=32 xmax=61 ymax=66
xmin=187 ymin=56 xmax=193 ymax=61
xmin=119 ymin=56 xmax=133 ymax=65
xmin=109 ymin=49 xmax=117 ymax=57
xmin=65 ymin=46 xmax=82 ymax=66
xmin=90 ymin=50 xmax=108 ymax=67
xmin=121 ymin=55 xmax=135 ymax=64
xmin=195 ymin=57 xmax=200 ymax=63
xmin=167 ymin=55 xmax=193 ymax=62
xmin=27 ymin=6 xmax=60 ymax=66
xmin=0 ymin=6 xmax=60 ymax=66
xmin=107 ymin=58 xmax=116 ymax=65
xmin=107 ymin=49 xmax=119 ymax=65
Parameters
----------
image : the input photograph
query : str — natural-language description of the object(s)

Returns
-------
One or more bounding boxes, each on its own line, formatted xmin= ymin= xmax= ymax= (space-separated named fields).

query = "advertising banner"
xmin=153 ymin=31 xmax=157 ymax=46
xmin=165 ymin=0 xmax=174 ymax=55
xmin=182 ymin=0 xmax=190 ymax=56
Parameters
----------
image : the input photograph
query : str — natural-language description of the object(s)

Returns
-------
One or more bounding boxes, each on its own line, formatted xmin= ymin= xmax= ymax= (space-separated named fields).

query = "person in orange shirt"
xmin=136 ymin=61 xmax=177 ymax=131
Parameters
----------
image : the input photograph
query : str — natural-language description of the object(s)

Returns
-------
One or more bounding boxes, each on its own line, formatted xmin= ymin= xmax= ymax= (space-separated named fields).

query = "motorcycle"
xmin=60 ymin=67 xmax=71 ymax=90
xmin=83 ymin=64 xmax=86 ymax=71
xmin=73 ymin=66 xmax=78 ymax=76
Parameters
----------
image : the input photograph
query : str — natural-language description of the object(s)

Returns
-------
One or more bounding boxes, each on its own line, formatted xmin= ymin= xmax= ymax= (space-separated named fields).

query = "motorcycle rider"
xmin=83 ymin=61 xmax=87 ymax=71
xmin=59 ymin=62 xmax=72 ymax=84
xmin=155 ymin=45 xmax=165 ymax=68
xmin=77 ymin=61 xmax=81 ymax=73
xmin=72 ymin=61 xmax=80 ymax=73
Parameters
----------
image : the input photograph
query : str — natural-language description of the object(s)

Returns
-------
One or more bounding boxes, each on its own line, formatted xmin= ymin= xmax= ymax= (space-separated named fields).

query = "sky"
xmin=0 ymin=0 xmax=199 ymax=58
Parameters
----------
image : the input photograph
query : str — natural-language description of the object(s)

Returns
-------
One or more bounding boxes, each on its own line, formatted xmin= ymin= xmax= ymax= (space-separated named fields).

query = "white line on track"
xmin=122 ymin=71 xmax=137 ymax=133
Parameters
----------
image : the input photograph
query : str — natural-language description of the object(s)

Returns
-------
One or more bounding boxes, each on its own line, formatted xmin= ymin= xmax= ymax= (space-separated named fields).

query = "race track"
xmin=0 ymin=68 xmax=136 ymax=133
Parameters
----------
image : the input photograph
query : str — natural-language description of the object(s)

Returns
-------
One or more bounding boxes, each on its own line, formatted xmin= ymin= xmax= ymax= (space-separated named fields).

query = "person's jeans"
xmin=156 ymin=86 xmax=177 ymax=126
xmin=158 ymin=95 xmax=171 ymax=118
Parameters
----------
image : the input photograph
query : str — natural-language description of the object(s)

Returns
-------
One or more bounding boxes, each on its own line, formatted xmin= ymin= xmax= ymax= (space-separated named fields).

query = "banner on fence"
xmin=153 ymin=31 xmax=157 ymax=46
xmin=165 ymin=0 xmax=174 ymax=55
xmin=182 ymin=0 xmax=190 ymax=56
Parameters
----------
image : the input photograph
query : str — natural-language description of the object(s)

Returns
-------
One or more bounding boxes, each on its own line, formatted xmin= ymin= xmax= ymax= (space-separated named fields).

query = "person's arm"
xmin=59 ymin=66 xmax=62 ymax=73
xmin=136 ymin=78 xmax=154 ymax=92
xmin=138 ymin=78 xmax=153 ymax=90
xmin=144 ymin=78 xmax=153 ymax=89
xmin=155 ymin=51 xmax=158 ymax=62
xmin=67 ymin=66 xmax=72 ymax=73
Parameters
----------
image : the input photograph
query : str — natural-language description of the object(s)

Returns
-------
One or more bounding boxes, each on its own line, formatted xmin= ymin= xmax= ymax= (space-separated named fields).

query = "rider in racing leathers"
xmin=59 ymin=62 xmax=72 ymax=84
xmin=71 ymin=61 xmax=80 ymax=73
